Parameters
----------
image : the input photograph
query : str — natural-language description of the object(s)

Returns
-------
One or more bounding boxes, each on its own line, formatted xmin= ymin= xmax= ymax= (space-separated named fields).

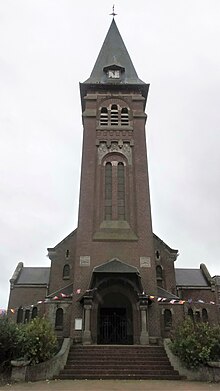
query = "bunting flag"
xmin=6 ymin=288 xmax=218 ymax=314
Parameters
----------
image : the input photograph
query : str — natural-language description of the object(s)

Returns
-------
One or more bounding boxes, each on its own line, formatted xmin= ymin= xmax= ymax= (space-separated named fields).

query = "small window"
xmin=17 ymin=307 xmax=23 ymax=324
xmin=31 ymin=306 xmax=38 ymax=319
xmin=63 ymin=264 xmax=70 ymax=279
xmin=164 ymin=309 xmax=172 ymax=329
xmin=55 ymin=308 xmax=63 ymax=329
xmin=155 ymin=250 xmax=160 ymax=260
xmin=202 ymin=308 xmax=208 ymax=322
xmin=66 ymin=249 xmax=69 ymax=258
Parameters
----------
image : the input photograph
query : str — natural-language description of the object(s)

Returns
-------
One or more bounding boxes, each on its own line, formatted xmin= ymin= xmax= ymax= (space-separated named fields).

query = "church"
xmin=8 ymin=18 xmax=220 ymax=346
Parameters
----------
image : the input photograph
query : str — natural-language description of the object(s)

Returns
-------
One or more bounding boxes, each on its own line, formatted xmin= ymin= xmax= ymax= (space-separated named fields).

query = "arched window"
xmin=202 ymin=308 xmax=208 ymax=322
xmin=156 ymin=265 xmax=163 ymax=287
xmin=155 ymin=250 xmax=160 ymax=260
xmin=110 ymin=105 xmax=119 ymax=126
xmin=63 ymin=264 xmax=70 ymax=279
xmin=188 ymin=308 xmax=194 ymax=321
xmin=164 ymin=309 xmax=172 ymax=329
xmin=195 ymin=310 xmax=201 ymax=322
xmin=117 ymin=163 xmax=125 ymax=220
xmin=17 ymin=307 xmax=23 ymax=324
xmin=100 ymin=107 xmax=108 ymax=126
xmin=121 ymin=107 xmax=129 ymax=126
xmin=24 ymin=309 xmax=30 ymax=323
xmin=156 ymin=265 xmax=163 ymax=279
xmin=105 ymin=163 xmax=112 ymax=220
xmin=55 ymin=308 xmax=63 ymax=329
xmin=31 ymin=306 xmax=38 ymax=319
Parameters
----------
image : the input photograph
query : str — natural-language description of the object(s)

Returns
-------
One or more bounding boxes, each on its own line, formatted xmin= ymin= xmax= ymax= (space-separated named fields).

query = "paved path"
xmin=0 ymin=380 xmax=219 ymax=391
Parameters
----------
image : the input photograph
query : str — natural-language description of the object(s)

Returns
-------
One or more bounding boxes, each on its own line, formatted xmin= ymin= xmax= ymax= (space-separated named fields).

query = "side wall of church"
xmin=7 ymin=286 xmax=48 ymax=320
xmin=153 ymin=235 xmax=177 ymax=294
xmin=48 ymin=230 xmax=77 ymax=295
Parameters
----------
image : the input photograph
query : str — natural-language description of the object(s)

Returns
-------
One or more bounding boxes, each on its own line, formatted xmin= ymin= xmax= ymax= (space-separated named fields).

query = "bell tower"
xmin=72 ymin=18 xmax=160 ymax=344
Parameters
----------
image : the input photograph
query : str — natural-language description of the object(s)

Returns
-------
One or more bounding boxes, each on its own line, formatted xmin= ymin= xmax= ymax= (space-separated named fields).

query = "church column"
xmin=82 ymin=297 xmax=92 ymax=345
xmin=139 ymin=295 xmax=149 ymax=345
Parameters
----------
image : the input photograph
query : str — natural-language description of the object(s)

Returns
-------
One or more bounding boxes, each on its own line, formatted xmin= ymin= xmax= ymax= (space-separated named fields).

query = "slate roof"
xmin=84 ymin=19 xmax=145 ymax=85
xmin=93 ymin=258 xmax=139 ymax=274
xmin=175 ymin=268 xmax=209 ymax=287
xmin=16 ymin=267 xmax=50 ymax=285
xmin=47 ymin=283 xmax=73 ymax=298
xmin=157 ymin=287 xmax=179 ymax=299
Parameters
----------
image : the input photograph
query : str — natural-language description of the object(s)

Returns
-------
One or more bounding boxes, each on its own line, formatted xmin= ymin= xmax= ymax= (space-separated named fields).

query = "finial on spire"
xmin=110 ymin=5 xmax=117 ymax=17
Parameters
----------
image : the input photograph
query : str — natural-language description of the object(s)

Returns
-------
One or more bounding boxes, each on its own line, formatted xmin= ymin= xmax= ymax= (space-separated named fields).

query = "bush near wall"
xmin=170 ymin=319 xmax=220 ymax=369
xmin=0 ymin=317 xmax=57 ymax=369
xmin=0 ymin=317 xmax=22 ymax=370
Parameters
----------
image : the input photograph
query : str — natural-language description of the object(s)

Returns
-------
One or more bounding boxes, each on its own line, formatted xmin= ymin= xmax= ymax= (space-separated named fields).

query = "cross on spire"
xmin=110 ymin=5 xmax=117 ymax=17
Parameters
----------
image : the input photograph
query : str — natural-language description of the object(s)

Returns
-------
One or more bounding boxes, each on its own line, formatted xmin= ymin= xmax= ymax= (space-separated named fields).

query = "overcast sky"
xmin=0 ymin=1 xmax=220 ymax=309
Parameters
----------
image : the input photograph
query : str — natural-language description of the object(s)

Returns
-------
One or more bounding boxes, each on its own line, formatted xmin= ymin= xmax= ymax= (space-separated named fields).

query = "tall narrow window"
xmin=100 ymin=107 xmax=108 ymax=126
xmin=164 ymin=309 xmax=172 ymax=329
xmin=110 ymin=105 xmax=118 ymax=126
xmin=105 ymin=163 xmax=112 ymax=220
xmin=117 ymin=163 xmax=125 ymax=220
xmin=55 ymin=308 xmax=63 ymax=329
xmin=24 ymin=309 xmax=30 ymax=323
xmin=202 ymin=308 xmax=208 ymax=322
xmin=156 ymin=265 xmax=163 ymax=287
xmin=121 ymin=107 xmax=129 ymax=126
xmin=17 ymin=307 xmax=23 ymax=324
xmin=188 ymin=308 xmax=194 ymax=321
xmin=31 ymin=307 xmax=38 ymax=319
xmin=63 ymin=264 xmax=70 ymax=279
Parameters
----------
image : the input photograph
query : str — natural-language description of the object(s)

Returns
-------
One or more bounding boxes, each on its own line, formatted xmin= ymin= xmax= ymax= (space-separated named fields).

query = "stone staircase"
xmin=58 ymin=345 xmax=182 ymax=380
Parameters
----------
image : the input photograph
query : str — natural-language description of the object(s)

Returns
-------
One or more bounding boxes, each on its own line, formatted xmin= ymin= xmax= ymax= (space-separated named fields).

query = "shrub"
xmin=20 ymin=317 xmax=57 ymax=365
xmin=0 ymin=317 xmax=23 ymax=370
xmin=170 ymin=319 xmax=220 ymax=369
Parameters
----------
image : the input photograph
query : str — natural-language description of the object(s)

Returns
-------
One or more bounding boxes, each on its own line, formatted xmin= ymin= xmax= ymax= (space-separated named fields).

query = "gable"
xmin=93 ymin=258 xmax=139 ymax=274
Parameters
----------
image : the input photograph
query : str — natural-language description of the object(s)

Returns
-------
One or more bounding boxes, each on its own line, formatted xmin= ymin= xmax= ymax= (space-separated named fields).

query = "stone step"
xmin=59 ymin=373 xmax=182 ymax=380
xmin=66 ymin=359 xmax=170 ymax=368
xmin=57 ymin=345 xmax=182 ymax=381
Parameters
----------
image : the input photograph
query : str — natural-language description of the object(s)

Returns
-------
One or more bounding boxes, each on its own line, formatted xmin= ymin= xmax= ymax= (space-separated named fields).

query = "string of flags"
xmin=147 ymin=295 xmax=216 ymax=305
xmin=1 ymin=289 xmax=218 ymax=315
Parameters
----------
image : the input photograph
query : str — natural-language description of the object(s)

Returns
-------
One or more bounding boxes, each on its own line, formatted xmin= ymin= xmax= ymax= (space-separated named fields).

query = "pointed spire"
xmin=84 ymin=19 xmax=145 ymax=85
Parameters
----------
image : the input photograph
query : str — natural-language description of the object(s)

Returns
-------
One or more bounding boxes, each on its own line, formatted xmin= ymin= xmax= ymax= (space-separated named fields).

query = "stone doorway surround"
xmin=80 ymin=258 xmax=150 ymax=345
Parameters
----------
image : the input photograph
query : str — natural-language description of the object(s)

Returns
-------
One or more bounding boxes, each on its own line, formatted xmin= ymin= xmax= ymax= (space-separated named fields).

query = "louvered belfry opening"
xmin=100 ymin=107 xmax=108 ymax=126
xmin=121 ymin=107 xmax=129 ymax=126
xmin=99 ymin=105 xmax=130 ymax=127
xmin=110 ymin=104 xmax=119 ymax=126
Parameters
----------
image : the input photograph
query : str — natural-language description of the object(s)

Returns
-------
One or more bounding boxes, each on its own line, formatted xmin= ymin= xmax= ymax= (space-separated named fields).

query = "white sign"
xmin=75 ymin=318 xmax=82 ymax=330
xmin=80 ymin=256 xmax=90 ymax=267
xmin=140 ymin=257 xmax=151 ymax=268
